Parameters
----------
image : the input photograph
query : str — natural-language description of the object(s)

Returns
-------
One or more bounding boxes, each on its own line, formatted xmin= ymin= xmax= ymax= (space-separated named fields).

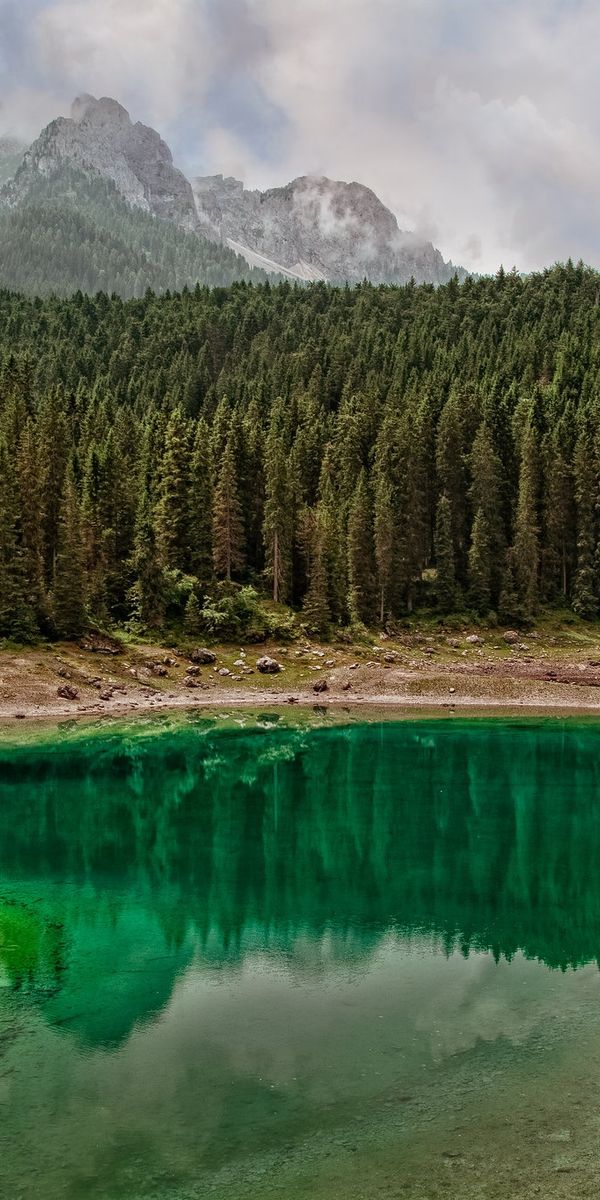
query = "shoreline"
xmin=3 ymin=630 xmax=600 ymax=727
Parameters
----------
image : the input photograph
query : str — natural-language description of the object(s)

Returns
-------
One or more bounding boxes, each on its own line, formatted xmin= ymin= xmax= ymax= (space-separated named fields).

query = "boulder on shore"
xmin=503 ymin=630 xmax=519 ymax=644
xmin=190 ymin=648 xmax=217 ymax=664
xmin=256 ymin=656 xmax=282 ymax=674
xmin=57 ymin=684 xmax=79 ymax=700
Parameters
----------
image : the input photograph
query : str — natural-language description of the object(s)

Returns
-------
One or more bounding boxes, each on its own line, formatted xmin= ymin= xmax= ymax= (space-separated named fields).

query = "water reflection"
xmin=3 ymin=718 xmax=600 ymax=1199
xmin=1 ymin=719 xmax=600 ymax=1046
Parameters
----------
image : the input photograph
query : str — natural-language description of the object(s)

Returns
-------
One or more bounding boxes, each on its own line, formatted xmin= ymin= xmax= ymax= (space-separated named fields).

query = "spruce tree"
xmin=347 ymin=471 xmax=375 ymax=626
xmin=155 ymin=407 xmax=191 ymax=572
xmin=512 ymin=414 xmax=540 ymax=617
xmin=188 ymin=418 xmax=213 ymax=582
xmin=374 ymin=472 xmax=394 ymax=624
xmin=183 ymin=591 xmax=203 ymax=637
xmin=52 ymin=464 xmax=88 ymax=639
xmin=434 ymin=494 xmax=456 ymax=613
xmin=263 ymin=435 xmax=293 ymax=603
xmin=468 ymin=509 xmax=492 ymax=614
xmin=212 ymin=437 xmax=245 ymax=580
xmin=303 ymin=512 xmax=331 ymax=634
xmin=0 ymin=438 xmax=36 ymax=640
xmin=130 ymin=492 xmax=167 ymax=628
xmin=572 ymin=428 xmax=597 ymax=618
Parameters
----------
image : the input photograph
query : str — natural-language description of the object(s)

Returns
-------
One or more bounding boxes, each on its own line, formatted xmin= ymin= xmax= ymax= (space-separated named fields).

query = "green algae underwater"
xmin=2 ymin=714 xmax=600 ymax=1198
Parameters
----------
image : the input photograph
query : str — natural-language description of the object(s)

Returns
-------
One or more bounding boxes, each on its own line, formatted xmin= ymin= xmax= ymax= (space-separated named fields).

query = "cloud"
xmin=0 ymin=0 xmax=599 ymax=272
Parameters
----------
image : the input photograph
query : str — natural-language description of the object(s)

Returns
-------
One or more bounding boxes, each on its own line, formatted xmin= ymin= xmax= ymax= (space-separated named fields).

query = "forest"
xmin=0 ymin=260 xmax=599 ymax=644
xmin=0 ymin=167 xmax=268 ymax=297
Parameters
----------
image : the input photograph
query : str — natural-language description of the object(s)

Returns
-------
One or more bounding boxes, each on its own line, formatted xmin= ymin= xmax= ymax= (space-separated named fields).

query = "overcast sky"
xmin=0 ymin=0 xmax=598 ymax=273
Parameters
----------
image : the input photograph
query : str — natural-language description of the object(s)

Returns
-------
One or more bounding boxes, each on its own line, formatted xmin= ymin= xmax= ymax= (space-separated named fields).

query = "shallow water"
xmin=1 ymin=716 xmax=600 ymax=1198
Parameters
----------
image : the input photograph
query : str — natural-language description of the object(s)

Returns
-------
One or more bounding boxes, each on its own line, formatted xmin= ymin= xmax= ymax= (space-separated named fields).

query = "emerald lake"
xmin=1 ymin=715 xmax=600 ymax=1198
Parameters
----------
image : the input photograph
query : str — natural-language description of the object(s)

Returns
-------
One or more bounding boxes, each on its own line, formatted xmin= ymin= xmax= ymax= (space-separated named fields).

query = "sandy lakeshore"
xmin=3 ymin=625 xmax=600 ymax=724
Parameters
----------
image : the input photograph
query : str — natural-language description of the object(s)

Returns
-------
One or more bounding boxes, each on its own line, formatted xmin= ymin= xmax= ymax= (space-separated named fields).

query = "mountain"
xmin=193 ymin=173 xmax=463 ymax=285
xmin=9 ymin=94 xmax=198 ymax=230
xmin=0 ymin=94 xmax=465 ymax=295
xmin=0 ymin=97 xmax=268 ymax=297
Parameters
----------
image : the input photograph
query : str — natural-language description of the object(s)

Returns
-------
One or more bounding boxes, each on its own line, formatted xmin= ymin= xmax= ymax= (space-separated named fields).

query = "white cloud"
xmin=2 ymin=0 xmax=600 ymax=272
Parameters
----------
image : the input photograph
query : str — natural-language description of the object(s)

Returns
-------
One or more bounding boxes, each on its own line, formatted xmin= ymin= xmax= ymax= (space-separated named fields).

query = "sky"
xmin=0 ymin=0 xmax=598 ymax=273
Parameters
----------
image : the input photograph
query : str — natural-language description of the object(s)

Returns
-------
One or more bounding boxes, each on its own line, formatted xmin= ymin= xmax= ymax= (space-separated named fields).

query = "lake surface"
xmin=1 ymin=714 xmax=600 ymax=1198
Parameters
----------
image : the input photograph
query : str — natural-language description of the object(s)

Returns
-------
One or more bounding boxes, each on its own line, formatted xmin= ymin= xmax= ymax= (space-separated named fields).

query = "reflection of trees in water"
xmin=0 ymin=900 xmax=64 ymax=994
xmin=1 ymin=720 xmax=600 ymax=985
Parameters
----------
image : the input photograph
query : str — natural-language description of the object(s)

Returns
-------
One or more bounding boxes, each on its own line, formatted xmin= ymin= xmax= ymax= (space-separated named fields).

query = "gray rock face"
xmin=11 ymin=95 xmax=198 ymax=230
xmin=1 ymin=93 xmax=465 ymax=286
xmin=193 ymin=173 xmax=462 ymax=285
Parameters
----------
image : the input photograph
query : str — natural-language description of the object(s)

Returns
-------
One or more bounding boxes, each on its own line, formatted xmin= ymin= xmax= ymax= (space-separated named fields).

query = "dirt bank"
xmin=3 ymin=624 xmax=600 ymax=724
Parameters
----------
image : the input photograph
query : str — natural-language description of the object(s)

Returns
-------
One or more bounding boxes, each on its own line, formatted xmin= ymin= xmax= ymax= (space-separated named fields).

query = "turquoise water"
xmin=1 ymin=716 xmax=600 ymax=1197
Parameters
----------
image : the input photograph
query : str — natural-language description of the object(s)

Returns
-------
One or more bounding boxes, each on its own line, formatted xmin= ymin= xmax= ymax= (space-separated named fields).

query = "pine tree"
xmin=52 ymin=464 xmax=88 ymax=638
xmin=303 ymin=511 xmax=331 ymax=634
xmin=469 ymin=421 xmax=505 ymax=605
xmin=263 ymin=433 xmax=293 ymax=603
xmin=183 ymin=591 xmax=203 ymax=637
xmin=572 ymin=428 xmax=597 ymax=618
xmin=16 ymin=420 xmax=45 ymax=626
xmin=188 ymin=418 xmax=213 ymax=581
xmin=468 ymin=509 xmax=492 ymax=614
xmin=347 ymin=471 xmax=375 ymax=626
xmin=434 ymin=494 xmax=456 ymax=613
xmin=130 ymin=491 xmax=167 ymax=628
xmin=0 ymin=438 xmax=37 ymax=640
xmin=212 ymin=437 xmax=245 ymax=580
xmin=436 ymin=390 xmax=467 ymax=580
xmin=512 ymin=414 xmax=540 ymax=617
xmin=155 ymin=407 xmax=191 ymax=572
xmin=373 ymin=471 xmax=394 ymax=624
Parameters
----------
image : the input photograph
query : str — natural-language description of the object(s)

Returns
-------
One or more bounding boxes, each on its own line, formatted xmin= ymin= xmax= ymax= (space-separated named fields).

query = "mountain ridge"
xmin=0 ymin=94 xmax=466 ymax=292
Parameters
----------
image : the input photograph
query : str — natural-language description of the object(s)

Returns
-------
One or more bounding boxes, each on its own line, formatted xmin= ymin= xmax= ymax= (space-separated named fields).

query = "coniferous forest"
xmin=1 ymin=261 xmax=600 ymax=643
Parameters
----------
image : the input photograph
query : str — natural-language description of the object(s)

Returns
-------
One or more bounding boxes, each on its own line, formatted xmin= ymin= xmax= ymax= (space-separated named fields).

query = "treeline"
xmin=1 ymin=261 xmax=600 ymax=642
xmin=0 ymin=167 xmax=268 ymax=298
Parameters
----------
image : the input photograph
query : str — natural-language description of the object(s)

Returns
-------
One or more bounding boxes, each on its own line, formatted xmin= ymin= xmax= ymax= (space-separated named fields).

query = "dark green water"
xmin=2 ymin=716 xmax=600 ymax=1198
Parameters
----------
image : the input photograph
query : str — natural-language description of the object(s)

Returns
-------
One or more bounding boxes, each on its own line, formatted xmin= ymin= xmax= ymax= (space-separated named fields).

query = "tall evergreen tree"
xmin=572 ymin=428 xmax=597 ymax=618
xmin=434 ymin=494 xmax=457 ymax=613
xmin=212 ymin=437 xmax=245 ymax=581
xmin=374 ymin=471 xmax=395 ymax=624
xmin=512 ymin=413 xmax=540 ymax=617
xmin=52 ymin=463 xmax=88 ymax=638
xmin=155 ymin=407 xmax=192 ymax=572
xmin=130 ymin=491 xmax=167 ymax=628
xmin=347 ymin=471 xmax=375 ymax=626
xmin=468 ymin=509 xmax=492 ymax=614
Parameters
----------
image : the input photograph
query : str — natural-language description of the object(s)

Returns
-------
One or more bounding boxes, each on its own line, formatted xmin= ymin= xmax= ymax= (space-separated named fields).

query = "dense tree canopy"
xmin=0 ymin=261 xmax=599 ymax=640
xmin=0 ymin=168 xmax=268 ymax=297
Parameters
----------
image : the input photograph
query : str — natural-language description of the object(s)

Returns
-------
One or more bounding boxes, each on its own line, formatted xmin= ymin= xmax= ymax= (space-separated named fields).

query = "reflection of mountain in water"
xmin=1 ymin=719 xmax=600 ymax=1045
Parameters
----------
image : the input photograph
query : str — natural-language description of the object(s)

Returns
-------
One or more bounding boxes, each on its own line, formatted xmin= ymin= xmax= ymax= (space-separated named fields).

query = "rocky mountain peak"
xmin=193 ymin=171 xmax=461 ymax=285
xmin=10 ymin=94 xmax=198 ymax=231
xmin=71 ymin=93 xmax=131 ymax=127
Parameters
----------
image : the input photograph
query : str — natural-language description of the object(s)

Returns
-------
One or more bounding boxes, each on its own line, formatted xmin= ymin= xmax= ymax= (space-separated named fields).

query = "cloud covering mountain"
xmin=1 ymin=0 xmax=599 ymax=274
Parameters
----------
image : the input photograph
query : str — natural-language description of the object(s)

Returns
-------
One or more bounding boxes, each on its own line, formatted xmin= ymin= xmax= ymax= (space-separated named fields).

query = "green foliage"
xmin=0 ymin=263 xmax=600 ymax=641
xmin=193 ymin=586 xmax=296 ymax=642
xmin=0 ymin=167 xmax=268 ymax=297
xmin=434 ymin=494 xmax=456 ymax=613
xmin=51 ymin=464 xmax=88 ymax=638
